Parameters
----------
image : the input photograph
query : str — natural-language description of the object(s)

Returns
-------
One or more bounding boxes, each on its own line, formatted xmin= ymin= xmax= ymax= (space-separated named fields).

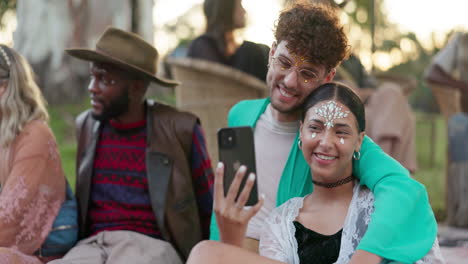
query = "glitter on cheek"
xmin=340 ymin=138 xmax=344 ymax=145
xmin=311 ymin=132 xmax=317 ymax=139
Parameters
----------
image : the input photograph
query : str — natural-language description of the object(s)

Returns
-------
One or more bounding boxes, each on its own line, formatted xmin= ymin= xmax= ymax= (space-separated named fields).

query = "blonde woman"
xmin=0 ymin=44 xmax=66 ymax=263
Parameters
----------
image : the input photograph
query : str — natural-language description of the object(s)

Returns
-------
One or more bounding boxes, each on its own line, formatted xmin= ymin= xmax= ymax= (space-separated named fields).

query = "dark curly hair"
xmin=274 ymin=2 xmax=350 ymax=72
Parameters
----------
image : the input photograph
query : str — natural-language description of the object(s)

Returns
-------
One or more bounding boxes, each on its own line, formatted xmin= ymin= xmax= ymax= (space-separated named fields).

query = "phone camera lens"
xmin=219 ymin=129 xmax=236 ymax=148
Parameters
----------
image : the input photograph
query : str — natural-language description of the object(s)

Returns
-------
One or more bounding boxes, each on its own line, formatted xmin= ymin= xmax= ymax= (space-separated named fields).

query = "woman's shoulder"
xmin=191 ymin=34 xmax=214 ymax=44
xmin=241 ymin=41 xmax=270 ymax=51
xmin=19 ymin=120 xmax=54 ymax=141
xmin=14 ymin=120 xmax=57 ymax=155
xmin=187 ymin=34 xmax=219 ymax=58
xmin=237 ymin=41 xmax=270 ymax=59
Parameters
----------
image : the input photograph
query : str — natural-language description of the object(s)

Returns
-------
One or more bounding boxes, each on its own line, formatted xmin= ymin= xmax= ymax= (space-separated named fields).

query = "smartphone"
xmin=217 ymin=126 xmax=258 ymax=206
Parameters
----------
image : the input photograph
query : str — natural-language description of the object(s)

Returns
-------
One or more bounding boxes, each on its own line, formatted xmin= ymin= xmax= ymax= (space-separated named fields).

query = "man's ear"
xmin=270 ymin=41 xmax=277 ymax=56
xmin=269 ymin=41 xmax=277 ymax=65
xmin=129 ymin=79 xmax=147 ymax=101
xmin=324 ymin=68 xmax=336 ymax=82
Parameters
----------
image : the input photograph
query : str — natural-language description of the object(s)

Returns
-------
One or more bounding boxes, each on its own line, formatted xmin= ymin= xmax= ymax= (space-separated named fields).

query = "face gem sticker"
xmin=288 ymin=49 xmax=312 ymax=67
xmin=311 ymin=132 xmax=317 ymax=139
xmin=340 ymin=138 xmax=344 ymax=145
xmin=313 ymin=101 xmax=350 ymax=129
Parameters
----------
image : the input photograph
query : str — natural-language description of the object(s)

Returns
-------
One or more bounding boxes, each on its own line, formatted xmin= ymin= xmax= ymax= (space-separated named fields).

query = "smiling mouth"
xmin=315 ymin=153 xmax=336 ymax=160
xmin=279 ymin=86 xmax=295 ymax=98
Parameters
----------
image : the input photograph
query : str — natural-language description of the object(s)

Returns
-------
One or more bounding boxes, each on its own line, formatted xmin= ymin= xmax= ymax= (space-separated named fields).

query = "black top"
xmin=293 ymin=221 xmax=342 ymax=264
xmin=186 ymin=34 xmax=270 ymax=82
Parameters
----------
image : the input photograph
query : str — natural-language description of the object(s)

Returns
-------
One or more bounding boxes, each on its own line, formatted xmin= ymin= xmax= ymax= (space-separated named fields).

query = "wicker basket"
xmin=167 ymin=57 xmax=268 ymax=165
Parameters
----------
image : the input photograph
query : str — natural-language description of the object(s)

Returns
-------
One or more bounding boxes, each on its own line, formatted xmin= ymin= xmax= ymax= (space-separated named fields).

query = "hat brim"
xmin=65 ymin=48 xmax=180 ymax=87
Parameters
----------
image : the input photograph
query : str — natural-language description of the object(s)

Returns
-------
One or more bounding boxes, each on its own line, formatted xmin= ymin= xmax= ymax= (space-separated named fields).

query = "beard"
xmin=268 ymin=80 xmax=303 ymax=116
xmin=269 ymin=97 xmax=303 ymax=115
xmin=91 ymin=88 xmax=130 ymax=121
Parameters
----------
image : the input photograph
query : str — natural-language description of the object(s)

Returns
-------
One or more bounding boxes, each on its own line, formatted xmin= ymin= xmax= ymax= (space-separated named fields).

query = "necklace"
xmin=312 ymin=175 xmax=354 ymax=188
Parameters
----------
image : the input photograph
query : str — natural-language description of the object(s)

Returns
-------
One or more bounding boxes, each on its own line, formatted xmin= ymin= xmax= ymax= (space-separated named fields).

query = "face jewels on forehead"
xmin=287 ymin=48 xmax=312 ymax=67
xmin=312 ymin=100 xmax=350 ymax=129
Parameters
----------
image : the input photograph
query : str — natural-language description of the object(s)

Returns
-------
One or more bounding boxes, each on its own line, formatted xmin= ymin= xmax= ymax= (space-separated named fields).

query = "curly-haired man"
xmin=200 ymin=2 xmax=438 ymax=264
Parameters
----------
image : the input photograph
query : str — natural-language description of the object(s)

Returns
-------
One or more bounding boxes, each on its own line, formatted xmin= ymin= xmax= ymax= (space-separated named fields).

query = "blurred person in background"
xmin=425 ymin=32 xmax=468 ymax=226
xmin=336 ymin=55 xmax=418 ymax=173
xmin=425 ymin=32 xmax=468 ymax=119
xmin=187 ymin=0 xmax=270 ymax=81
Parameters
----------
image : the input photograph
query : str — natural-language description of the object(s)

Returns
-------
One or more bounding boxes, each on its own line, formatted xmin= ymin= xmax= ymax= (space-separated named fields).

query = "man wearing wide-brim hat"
xmin=50 ymin=27 xmax=214 ymax=264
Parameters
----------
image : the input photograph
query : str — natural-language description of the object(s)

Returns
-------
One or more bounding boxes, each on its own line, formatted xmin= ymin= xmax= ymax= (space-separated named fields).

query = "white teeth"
xmin=279 ymin=88 xmax=294 ymax=98
xmin=317 ymin=154 xmax=335 ymax=160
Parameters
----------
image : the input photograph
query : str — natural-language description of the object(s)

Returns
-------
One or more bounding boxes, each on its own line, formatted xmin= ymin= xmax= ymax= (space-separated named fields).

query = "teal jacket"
xmin=210 ymin=98 xmax=437 ymax=263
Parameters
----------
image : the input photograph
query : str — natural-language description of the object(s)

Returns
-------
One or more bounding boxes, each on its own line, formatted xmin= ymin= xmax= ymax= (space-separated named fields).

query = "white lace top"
xmin=259 ymin=182 xmax=445 ymax=264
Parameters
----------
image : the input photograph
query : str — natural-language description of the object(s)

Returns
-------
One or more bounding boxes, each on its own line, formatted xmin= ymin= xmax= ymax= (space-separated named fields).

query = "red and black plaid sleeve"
xmin=190 ymin=124 xmax=214 ymax=239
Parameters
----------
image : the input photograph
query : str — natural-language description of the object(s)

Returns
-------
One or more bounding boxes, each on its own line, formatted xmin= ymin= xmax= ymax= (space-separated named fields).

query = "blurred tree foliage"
xmin=334 ymin=0 xmax=449 ymax=112
xmin=0 ymin=0 xmax=15 ymax=28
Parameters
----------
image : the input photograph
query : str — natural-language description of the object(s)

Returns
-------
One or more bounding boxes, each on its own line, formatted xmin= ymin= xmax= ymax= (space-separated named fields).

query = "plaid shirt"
xmin=89 ymin=121 xmax=214 ymax=239
xmin=190 ymin=124 xmax=214 ymax=239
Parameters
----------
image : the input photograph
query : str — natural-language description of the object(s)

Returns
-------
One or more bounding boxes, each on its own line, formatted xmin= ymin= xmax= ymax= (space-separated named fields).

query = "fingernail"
xmin=217 ymin=162 xmax=223 ymax=169
xmin=248 ymin=173 xmax=255 ymax=181
xmin=239 ymin=165 xmax=247 ymax=172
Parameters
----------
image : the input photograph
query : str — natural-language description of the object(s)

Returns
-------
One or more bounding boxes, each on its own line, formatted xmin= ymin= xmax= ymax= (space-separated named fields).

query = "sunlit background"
xmin=1 ymin=0 xmax=467 ymax=71
xmin=153 ymin=0 xmax=468 ymax=71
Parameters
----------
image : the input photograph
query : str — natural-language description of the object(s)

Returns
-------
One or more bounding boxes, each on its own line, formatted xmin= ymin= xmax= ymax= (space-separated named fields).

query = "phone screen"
xmin=217 ymin=126 xmax=258 ymax=206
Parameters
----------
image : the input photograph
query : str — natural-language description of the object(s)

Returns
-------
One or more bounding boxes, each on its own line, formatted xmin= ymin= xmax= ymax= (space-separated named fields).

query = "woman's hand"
xmin=214 ymin=162 xmax=264 ymax=247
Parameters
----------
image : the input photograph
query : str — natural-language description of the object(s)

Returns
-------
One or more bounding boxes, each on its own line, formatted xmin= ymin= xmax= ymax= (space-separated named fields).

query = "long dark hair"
xmin=301 ymin=82 xmax=365 ymax=132
xmin=203 ymin=0 xmax=238 ymax=57
xmin=203 ymin=0 xmax=237 ymax=33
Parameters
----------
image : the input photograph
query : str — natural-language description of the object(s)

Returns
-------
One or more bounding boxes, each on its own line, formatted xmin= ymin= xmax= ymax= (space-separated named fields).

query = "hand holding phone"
xmin=213 ymin=162 xmax=264 ymax=246
xmin=217 ymin=126 xmax=258 ymax=205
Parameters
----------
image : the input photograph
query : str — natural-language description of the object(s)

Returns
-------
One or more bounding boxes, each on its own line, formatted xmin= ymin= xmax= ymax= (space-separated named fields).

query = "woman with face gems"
xmin=0 ymin=45 xmax=66 ymax=263
xmin=187 ymin=83 xmax=444 ymax=264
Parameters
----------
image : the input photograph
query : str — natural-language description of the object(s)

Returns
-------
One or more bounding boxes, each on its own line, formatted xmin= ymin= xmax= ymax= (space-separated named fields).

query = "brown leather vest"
xmin=75 ymin=100 xmax=203 ymax=260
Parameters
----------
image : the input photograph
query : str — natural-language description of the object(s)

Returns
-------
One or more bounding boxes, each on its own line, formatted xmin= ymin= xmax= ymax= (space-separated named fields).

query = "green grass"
xmin=48 ymin=102 xmax=87 ymax=189
xmin=413 ymin=112 xmax=447 ymax=221
xmin=48 ymin=103 xmax=448 ymax=221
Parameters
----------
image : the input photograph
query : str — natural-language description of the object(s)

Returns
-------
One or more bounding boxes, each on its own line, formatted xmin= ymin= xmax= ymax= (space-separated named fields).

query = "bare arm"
xmin=425 ymin=64 xmax=468 ymax=93
xmin=349 ymin=250 xmax=383 ymax=264
xmin=375 ymin=137 xmax=395 ymax=157
xmin=187 ymin=241 xmax=284 ymax=264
